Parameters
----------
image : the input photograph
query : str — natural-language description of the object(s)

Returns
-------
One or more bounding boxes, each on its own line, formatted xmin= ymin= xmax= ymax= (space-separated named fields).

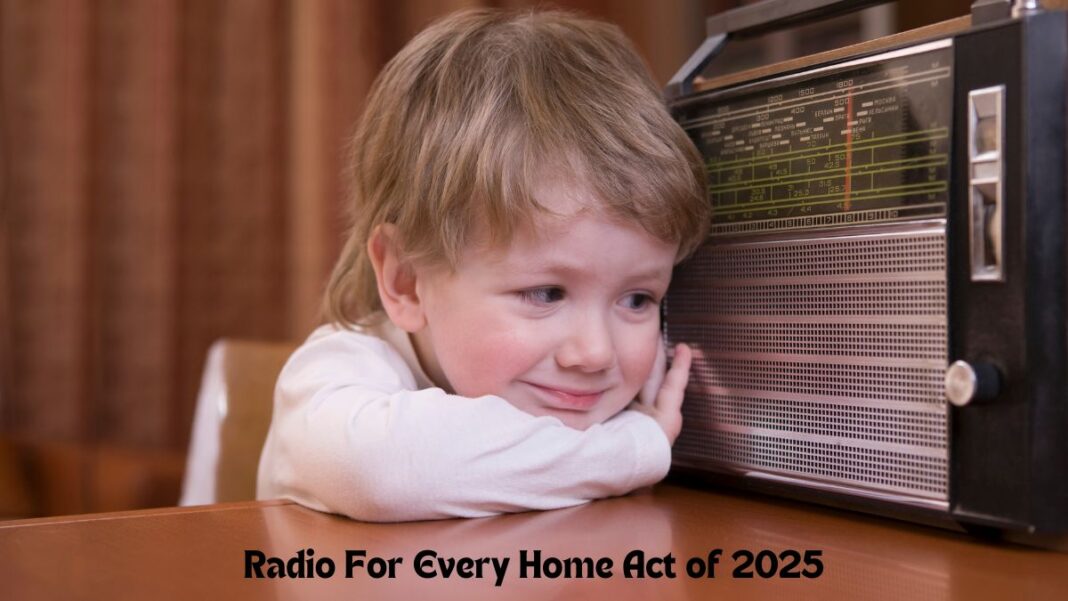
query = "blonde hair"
xmin=326 ymin=8 xmax=709 ymax=328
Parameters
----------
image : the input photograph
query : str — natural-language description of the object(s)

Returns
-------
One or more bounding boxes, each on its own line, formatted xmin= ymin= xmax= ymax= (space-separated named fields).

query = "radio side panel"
xmin=950 ymin=11 xmax=1068 ymax=535
xmin=1023 ymin=10 xmax=1068 ymax=535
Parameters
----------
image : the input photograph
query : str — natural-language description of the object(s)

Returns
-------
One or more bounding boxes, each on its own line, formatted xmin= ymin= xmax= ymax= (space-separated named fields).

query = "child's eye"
xmin=621 ymin=293 xmax=657 ymax=311
xmin=518 ymin=286 xmax=565 ymax=304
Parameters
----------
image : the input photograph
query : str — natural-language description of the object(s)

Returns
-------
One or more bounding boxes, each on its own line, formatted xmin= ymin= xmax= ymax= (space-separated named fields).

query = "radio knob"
xmin=945 ymin=360 xmax=1001 ymax=407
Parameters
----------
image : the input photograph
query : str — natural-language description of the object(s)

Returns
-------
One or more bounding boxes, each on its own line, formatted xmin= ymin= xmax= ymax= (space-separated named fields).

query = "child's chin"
xmin=555 ymin=412 xmax=598 ymax=431
xmin=549 ymin=404 xmax=628 ymax=431
xmin=521 ymin=403 xmax=601 ymax=431
xmin=499 ymin=390 xmax=628 ymax=430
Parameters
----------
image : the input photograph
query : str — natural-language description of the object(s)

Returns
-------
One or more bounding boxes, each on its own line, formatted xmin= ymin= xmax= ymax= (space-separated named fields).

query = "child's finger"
xmin=656 ymin=343 xmax=692 ymax=411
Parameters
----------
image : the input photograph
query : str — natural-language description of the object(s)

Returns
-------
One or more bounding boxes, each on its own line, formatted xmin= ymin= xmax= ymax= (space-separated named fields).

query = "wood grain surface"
xmin=2 ymin=484 xmax=1066 ymax=600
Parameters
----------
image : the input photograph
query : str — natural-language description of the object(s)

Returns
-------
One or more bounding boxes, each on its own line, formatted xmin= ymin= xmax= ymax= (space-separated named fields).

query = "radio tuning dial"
xmin=945 ymin=360 xmax=1001 ymax=407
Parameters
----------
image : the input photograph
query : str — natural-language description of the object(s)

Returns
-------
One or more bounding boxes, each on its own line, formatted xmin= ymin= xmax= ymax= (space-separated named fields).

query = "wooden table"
xmin=2 ymin=484 xmax=1066 ymax=600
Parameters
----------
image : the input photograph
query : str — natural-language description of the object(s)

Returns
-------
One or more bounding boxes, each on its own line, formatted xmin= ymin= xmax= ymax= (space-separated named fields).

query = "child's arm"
xmin=256 ymin=328 xmax=687 ymax=522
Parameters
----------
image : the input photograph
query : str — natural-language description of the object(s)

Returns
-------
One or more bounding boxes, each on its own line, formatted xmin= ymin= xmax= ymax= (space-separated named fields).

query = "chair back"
xmin=180 ymin=339 xmax=295 ymax=505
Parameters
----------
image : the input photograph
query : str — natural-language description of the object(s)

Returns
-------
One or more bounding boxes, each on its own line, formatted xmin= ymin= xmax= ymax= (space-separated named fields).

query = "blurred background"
xmin=0 ymin=0 xmax=972 ymax=518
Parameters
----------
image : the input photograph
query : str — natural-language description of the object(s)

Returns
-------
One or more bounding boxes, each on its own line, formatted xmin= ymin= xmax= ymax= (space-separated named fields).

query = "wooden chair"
xmin=180 ymin=339 xmax=296 ymax=505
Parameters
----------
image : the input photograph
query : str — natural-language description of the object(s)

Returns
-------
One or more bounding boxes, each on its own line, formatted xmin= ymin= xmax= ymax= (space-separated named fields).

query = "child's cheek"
xmin=622 ymin=326 xmax=663 ymax=390
xmin=444 ymin=321 xmax=537 ymax=398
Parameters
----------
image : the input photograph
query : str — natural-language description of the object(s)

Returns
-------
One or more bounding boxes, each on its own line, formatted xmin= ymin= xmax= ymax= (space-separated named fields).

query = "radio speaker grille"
xmin=666 ymin=226 xmax=948 ymax=502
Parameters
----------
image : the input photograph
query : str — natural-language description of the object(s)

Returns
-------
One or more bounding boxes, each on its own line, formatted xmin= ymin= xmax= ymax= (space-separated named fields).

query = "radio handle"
xmin=666 ymin=0 xmax=891 ymax=101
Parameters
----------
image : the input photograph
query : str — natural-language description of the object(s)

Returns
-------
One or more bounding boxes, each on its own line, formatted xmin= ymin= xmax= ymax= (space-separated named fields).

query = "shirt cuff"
xmin=615 ymin=410 xmax=672 ymax=491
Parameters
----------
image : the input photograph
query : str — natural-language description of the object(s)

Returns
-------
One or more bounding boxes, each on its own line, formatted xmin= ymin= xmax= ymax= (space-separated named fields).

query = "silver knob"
xmin=945 ymin=360 xmax=1001 ymax=407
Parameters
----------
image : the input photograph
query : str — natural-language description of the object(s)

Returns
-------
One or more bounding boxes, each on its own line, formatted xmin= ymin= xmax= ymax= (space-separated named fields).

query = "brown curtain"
xmin=0 ymin=0 xmax=711 ymax=517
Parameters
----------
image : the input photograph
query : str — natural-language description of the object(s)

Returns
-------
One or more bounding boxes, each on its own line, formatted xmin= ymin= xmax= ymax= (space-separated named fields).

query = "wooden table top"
xmin=2 ymin=484 xmax=1066 ymax=600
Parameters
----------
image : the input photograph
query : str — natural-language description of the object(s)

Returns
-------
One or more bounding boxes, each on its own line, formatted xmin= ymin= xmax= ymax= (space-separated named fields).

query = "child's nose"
xmin=555 ymin=314 xmax=615 ymax=372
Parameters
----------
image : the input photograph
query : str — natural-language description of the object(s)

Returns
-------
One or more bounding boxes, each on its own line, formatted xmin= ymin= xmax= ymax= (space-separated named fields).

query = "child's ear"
xmin=368 ymin=224 xmax=427 ymax=333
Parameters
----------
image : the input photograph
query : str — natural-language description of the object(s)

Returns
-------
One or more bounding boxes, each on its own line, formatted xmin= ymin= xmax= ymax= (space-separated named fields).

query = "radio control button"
xmin=945 ymin=360 xmax=1001 ymax=407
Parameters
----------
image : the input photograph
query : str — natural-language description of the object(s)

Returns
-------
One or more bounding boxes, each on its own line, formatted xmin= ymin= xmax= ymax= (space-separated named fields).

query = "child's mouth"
xmin=523 ymin=382 xmax=604 ymax=410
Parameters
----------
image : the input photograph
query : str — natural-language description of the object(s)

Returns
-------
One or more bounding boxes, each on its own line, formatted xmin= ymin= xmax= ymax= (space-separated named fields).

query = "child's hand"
xmin=630 ymin=342 xmax=693 ymax=444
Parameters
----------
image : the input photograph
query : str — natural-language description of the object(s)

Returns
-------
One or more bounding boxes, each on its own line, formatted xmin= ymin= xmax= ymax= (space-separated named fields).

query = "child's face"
xmin=411 ymin=182 xmax=678 ymax=430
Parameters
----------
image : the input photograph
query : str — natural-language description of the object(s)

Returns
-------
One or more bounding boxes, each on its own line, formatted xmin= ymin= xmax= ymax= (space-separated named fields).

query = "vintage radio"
xmin=664 ymin=0 xmax=1068 ymax=542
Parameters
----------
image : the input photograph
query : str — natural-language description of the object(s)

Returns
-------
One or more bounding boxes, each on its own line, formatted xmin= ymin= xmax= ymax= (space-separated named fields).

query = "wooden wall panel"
xmin=175 ymin=0 xmax=223 ymax=452
xmin=0 ymin=3 xmax=10 ymax=436
xmin=287 ymin=0 xmax=359 ymax=338
xmin=1 ymin=0 xmax=91 ymax=441
xmin=175 ymin=0 xmax=289 ymax=448
xmin=287 ymin=0 xmax=327 ymax=339
xmin=89 ymin=0 xmax=178 ymax=448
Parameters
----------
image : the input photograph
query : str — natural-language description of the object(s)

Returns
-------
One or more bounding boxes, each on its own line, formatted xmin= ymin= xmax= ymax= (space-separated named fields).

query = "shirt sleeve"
xmin=256 ymin=327 xmax=672 ymax=522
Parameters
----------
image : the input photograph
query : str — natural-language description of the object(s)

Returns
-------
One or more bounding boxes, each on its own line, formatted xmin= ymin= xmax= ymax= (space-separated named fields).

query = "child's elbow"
xmin=267 ymin=438 xmax=442 ymax=522
xmin=331 ymin=465 xmax=425 ymax=522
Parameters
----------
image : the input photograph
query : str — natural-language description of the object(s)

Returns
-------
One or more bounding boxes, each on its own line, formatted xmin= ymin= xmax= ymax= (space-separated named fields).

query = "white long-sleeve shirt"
xmin=256 ymin=318 xmax=671 ymax=521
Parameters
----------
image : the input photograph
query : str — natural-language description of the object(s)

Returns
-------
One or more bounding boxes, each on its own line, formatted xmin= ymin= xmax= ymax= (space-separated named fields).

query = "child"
xmin=256 ymin=8 xmax=709 ymax=521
